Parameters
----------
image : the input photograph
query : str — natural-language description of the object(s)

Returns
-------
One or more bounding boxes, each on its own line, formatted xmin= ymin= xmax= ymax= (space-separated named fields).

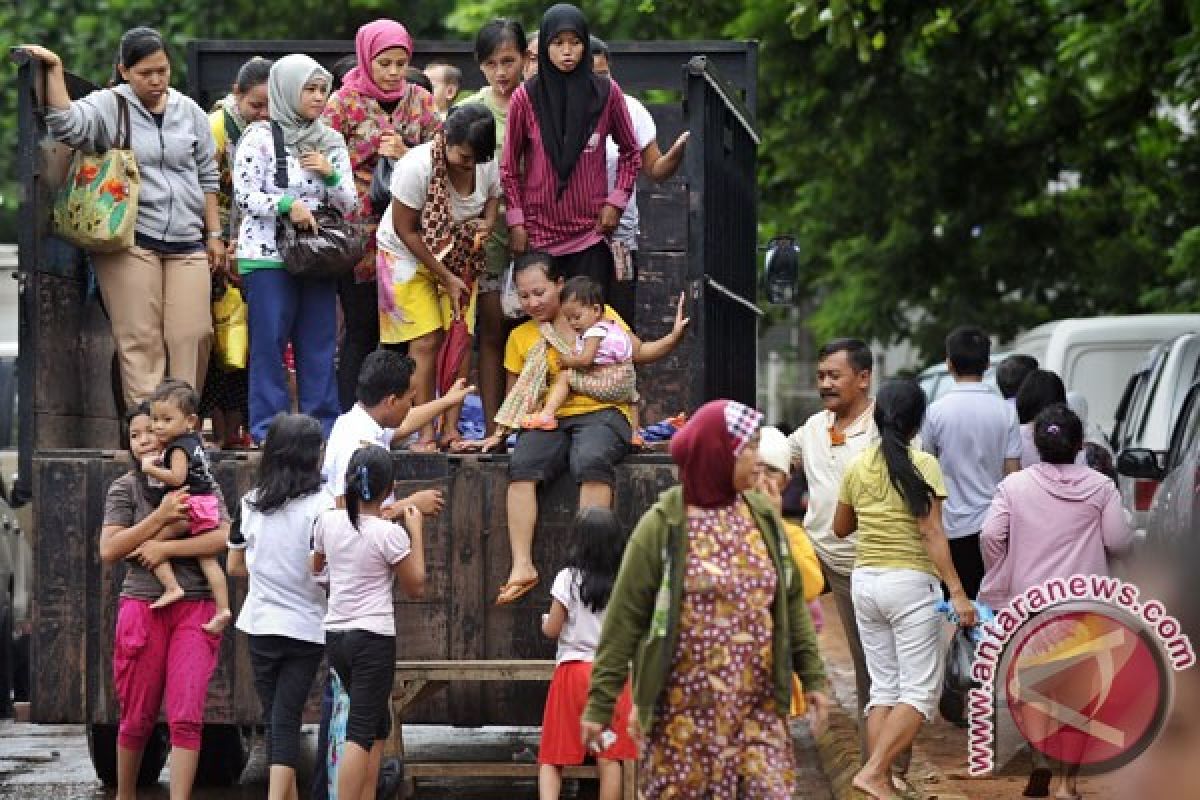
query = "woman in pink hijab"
xmin=322 ymin=20 xmax=441 ymax=413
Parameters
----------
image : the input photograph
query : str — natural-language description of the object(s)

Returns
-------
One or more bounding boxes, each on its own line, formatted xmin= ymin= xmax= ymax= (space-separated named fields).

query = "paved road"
xmin=0 ymin=720 xmax=832 ymax=799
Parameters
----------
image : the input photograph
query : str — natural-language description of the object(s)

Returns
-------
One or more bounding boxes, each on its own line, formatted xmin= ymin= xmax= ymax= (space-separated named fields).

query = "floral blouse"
xmin=232 ymin=121 xmax=357 ymax=271
xmin=322 ymin=84 xmax=441 ymax=282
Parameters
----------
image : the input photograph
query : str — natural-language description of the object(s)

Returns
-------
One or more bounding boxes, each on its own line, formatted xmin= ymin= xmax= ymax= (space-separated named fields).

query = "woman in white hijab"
xmin=233 ymin=54 xmax=358 ymax=442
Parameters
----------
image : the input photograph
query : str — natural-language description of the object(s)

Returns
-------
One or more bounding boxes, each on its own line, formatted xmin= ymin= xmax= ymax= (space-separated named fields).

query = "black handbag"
xmin=939 ymin=628 xmax=978 ymax=728
xmin=270 ymin=122 xmax=366 ymax=280
xmin=368 ymin=156 xmax=394 ymax=215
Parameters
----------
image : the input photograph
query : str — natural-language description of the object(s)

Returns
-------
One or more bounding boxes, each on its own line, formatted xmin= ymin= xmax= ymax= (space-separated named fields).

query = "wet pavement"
xmin=0 ymin=719 xmax=833 ymax=799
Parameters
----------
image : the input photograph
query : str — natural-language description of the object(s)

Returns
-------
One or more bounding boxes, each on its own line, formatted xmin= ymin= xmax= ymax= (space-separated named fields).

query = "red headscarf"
xmin=670 ymin=399 xmax=764 ymax=509
xmin=340 ymin=19 xmax=414 ymax=102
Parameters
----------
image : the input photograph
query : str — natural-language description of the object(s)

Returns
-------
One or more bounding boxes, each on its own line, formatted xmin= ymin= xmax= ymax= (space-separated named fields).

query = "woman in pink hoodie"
xmin=978 ymin=403 xmax=1133 ymax=800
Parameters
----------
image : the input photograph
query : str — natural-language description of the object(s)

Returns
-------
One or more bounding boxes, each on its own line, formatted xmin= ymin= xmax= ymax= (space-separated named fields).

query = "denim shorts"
xmin=508 ymin=408 xmax=632 ymax=487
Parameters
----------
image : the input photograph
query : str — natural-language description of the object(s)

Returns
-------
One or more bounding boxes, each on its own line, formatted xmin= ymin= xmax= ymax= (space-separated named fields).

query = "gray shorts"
xmin=508 ymin=408 xmax=632 ymax=486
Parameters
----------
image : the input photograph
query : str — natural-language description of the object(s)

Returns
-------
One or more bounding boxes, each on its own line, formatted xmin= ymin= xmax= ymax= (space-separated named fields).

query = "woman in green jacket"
xmin=583 ymin=399 xmax=830 ymax=798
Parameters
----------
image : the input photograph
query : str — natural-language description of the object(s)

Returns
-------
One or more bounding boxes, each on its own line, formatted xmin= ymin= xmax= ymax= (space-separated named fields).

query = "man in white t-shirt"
xmin=592 ymin=36 xmax=690 ymax=322
xmin=921 ymin=326 xmax=1022 ymax=600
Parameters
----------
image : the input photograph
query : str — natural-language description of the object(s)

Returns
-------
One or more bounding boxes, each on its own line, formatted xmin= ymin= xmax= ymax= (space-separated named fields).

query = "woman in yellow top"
xmin=201 ymin=57 xmax=270 ymax=448
xmin=463 ymin=250 xmax=687 ymax=604
xmin=833 ymin=378 xmax=976 ymax=800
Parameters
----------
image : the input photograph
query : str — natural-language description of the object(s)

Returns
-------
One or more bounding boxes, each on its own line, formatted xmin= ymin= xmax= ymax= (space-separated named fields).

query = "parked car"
xmin=1009 ymin=314 xmax=1200 ymax=437
xmin=1119 ymin=379 xmax=1200 ymax=551
xmin=1110 ymin=333 xmax=1200 ymax=531
xmin=916 ymin=354 xmax=1003 ymax=404
xmin=0 ymin=477 xmax=29 ymax=716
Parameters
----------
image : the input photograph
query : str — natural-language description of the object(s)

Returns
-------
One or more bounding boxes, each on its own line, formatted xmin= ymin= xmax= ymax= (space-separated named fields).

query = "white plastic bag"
xmin=501 ymin=260 xmax=525 ymax=319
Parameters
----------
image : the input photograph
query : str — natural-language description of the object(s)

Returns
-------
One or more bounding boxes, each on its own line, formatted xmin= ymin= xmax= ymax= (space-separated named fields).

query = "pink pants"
xmin=113 ymin=597 xmax=222 ymax=751
xmin=188 ymin=493 xmax=220 ymax=536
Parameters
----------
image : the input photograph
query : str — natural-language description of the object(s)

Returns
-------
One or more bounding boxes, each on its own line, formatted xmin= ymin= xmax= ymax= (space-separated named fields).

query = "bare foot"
xmin=149 ymin=586 xmax=185 ymax=610
xmin=852 ymin=769 xmax=901 ymax=800
xmin=201 ymin=609 xmax=233 ymax=635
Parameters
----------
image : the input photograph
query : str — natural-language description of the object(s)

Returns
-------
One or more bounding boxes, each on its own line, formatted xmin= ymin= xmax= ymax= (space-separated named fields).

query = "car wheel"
xmin=194 ymin=723 xmax=254 ymax=786
xmin=86 ymin=722 xmax=170 ymax=787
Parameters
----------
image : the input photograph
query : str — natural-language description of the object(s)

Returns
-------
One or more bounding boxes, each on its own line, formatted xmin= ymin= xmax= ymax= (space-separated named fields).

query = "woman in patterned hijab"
xmin=583 ymin=399 xmax=830 ymax=799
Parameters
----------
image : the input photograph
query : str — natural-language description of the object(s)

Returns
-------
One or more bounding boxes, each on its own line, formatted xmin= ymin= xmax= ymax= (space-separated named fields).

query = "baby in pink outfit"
xmin=523 ymin=277 xmax=641 ymax=439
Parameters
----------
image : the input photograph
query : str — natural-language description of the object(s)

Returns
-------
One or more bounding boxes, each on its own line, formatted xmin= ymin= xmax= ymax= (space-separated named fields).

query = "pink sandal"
xmin=521 ymin=412 xmax=558 ymax=431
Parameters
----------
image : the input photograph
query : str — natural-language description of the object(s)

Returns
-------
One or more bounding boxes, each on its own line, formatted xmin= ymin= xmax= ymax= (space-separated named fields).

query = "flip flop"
xmin=495 ymin=575 xmax=539 ymax=606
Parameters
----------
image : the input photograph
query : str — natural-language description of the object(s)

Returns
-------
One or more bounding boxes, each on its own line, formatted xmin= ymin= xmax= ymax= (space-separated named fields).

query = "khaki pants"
xmin=93 ymin=245 xmax=212 ymax=407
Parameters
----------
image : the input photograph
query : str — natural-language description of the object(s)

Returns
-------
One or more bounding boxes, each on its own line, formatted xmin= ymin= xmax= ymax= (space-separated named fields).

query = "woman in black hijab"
xmin=499 ymin=3 xmax=641 ymax=301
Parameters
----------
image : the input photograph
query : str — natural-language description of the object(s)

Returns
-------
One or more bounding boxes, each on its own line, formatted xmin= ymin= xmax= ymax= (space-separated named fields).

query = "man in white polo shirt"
xmin=788 ymin=338 xmax=894 ymax=763
xmin=921 ymin=326 xmax=1021 ymax=600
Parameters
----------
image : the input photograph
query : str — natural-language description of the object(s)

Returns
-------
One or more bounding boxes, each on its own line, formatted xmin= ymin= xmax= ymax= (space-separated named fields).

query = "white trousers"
xmin=851 ymin=567 xmax=945 ymax=720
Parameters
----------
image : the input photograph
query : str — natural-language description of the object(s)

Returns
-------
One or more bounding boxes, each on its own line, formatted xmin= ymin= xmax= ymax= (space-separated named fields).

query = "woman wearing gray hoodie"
xmin=23 ymin=28 xmax=222 ymax=408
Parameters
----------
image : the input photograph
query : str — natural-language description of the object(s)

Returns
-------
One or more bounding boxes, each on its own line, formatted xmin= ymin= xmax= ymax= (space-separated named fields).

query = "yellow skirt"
xmin=377 ymin=250 xmax=478 ymax=344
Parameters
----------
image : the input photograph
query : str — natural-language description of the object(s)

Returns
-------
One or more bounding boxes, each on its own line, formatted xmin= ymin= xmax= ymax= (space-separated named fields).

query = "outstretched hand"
xmin=672 ymin=291 xmax=691 ymax=336
xmin=443 ymin=378 xmax=476 ymax=407
xmin=17 ymin=45 xmax=62 ymax=69
xmin=658 ymin=131 xmax=690 ymax=179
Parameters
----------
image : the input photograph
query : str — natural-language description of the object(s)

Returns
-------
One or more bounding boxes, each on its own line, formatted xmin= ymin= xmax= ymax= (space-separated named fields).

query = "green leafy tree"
xmin=448 ymin=0 xmax=1200 ymax=360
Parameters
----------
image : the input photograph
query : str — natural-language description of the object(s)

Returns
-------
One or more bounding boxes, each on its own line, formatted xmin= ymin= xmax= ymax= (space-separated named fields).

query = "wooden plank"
xmin=394 ymin=660 xmax=555 ymax=682
xmin=636 ymin=178 xmax=687 ymax=253
xmin=31 ymin=457 xmax=90 ymax=722
xmin=446 ymin=459 xmax=486 ymax=724
xmin=405 ymin=762 xmax=601 ymax=778
xmin=632 ymin=252 xmax=696 ymax=423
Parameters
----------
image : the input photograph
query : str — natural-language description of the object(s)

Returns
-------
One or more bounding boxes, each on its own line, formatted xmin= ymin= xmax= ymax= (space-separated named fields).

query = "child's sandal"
xmin=521 ymin=413 xmax=558 ymax=431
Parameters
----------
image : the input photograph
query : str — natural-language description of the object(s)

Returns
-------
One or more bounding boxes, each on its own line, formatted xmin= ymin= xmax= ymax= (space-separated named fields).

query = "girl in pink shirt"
xmin=500 ymin=3 xmax=641 ymax=302
xmin=979 ymin=404 xmax=1132 ymax=800
xmin=979 ymin=404 xmax=1132 ymax=610
xmin=312 ymin=445 xmax=425 ymax=800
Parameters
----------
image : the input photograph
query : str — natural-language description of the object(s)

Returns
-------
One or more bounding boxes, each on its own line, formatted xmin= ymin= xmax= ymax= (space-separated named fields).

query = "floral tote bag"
xmin=52 ymin=92 xmax=139 ymax=252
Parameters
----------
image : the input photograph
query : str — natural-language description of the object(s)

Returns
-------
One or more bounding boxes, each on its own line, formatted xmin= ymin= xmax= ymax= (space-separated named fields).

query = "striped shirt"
xmin=501 ymin=81 xmax=641 ymax=256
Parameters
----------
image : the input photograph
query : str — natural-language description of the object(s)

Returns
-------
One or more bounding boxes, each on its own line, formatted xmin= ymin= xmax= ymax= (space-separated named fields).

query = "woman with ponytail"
xmin=311 ymin=445 xmax=425 ymax=800
xmin=833 ymin=378 xmax=976 ymax=800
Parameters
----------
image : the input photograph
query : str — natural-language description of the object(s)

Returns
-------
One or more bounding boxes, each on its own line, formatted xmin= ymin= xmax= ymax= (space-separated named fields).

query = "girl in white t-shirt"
xmin=228 ymin=413 xmax=333 ymax=800
xmin=376 ymin=103 xmax=501 ymax=450
xmin=538 ymin=507 xmax=637 ymax=800
xmin=311 ymin=445 xmax=425 ymax=800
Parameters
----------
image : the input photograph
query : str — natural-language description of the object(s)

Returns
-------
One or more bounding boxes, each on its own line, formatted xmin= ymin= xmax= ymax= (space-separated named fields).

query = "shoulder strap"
xmin=114 ymin=93 xmax=132 ymax=150
xmin=222 ymin=107 xmax=242 ymax=148
xmin=270 ymin=121 xmax=289 ymax=189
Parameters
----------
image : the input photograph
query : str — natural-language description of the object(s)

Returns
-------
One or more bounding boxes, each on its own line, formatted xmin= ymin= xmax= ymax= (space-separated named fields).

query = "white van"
xmin=1112 ymin=333 xmax=1200 ymax=529
xmin=1009 ymin=314 xmax=1200 ymax=438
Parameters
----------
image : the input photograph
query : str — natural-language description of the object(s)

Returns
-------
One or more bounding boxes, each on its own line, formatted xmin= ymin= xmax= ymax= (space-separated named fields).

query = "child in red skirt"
xmin=539 ymin=507 xmax=637 ymax=800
